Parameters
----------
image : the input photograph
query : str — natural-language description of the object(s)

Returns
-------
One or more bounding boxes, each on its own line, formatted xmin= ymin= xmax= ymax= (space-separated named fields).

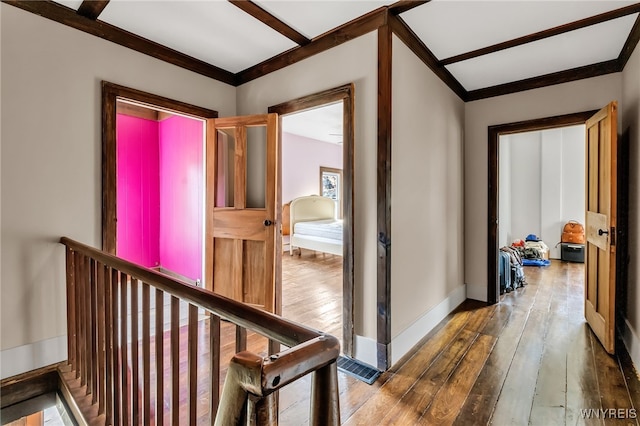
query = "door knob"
xmin=598 ymin=228 xmax=609 ymax=236
xmin=264 ymin=219 xmax=273 ymax=226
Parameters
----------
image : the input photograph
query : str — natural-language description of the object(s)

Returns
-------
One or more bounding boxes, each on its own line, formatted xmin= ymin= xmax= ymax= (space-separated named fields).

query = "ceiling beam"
xmin=388 ymin=0 xmax=431 ymax=16
xmin=388 ymin=14 xmax=467 ymax=101
xmin=440 ymin=3 xmax=640 ymax=66
xmin=236 ymin=7 xmax=387 ymax=85
xmin=77 ymin=0 xmax=109 ymax=20
xmin=4 ymin=0 xmax=236 ymax=86
xmin=619 ymin=13 xmax=640 ymax=69
xmin=228 ymin=0 xmax=310 ymax=46
xmin=466 ymin=59 xmax=620 ymax=102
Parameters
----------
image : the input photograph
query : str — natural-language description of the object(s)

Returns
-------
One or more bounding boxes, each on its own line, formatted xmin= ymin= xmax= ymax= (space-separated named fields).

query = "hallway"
xmin=330 ymin=260 xmax=640 ymax=425
xmin=48 ymin=259 xmax=640 ymax=425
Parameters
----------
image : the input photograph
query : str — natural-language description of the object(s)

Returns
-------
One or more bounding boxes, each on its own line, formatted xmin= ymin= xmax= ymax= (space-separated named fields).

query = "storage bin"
xmin=561 ymin=243 xmax=585 ymax=263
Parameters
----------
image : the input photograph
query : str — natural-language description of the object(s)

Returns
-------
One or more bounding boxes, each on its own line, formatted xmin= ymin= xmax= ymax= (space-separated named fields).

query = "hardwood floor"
xmin=336 ymin=260 xmax=640 ymax=426
xmin=281 ymin=250 xmax=343 ymax=345
xmin=278 ymin=258 xmax=639 ymax=425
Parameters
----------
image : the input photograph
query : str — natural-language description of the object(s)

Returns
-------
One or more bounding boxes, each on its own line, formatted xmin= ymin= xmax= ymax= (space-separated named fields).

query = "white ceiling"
xmin=48 ymin=0 xmax=638 ymax=89
xmin=446 ymin=13 xmax=638 ymax=91
xmin=282 ymin=102 xmax=344 ymax=144
xmin=47 ymin=0 xmax=639 ymax=139
xmin=402 ymin=1 xmax=638 ymax=60
xmin=100 ymin=0 xmax=298 ymax=73
xmin=255 ymin=0 xmax=393 ymax=39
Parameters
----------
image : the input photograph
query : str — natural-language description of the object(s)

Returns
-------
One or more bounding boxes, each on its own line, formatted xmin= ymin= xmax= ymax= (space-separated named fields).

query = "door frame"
xmin=102 ymin=81 xmax=218 ymax=255
xmin=487 ymin=109 xmax=598 ymax=304
xmin=268 ymin=83 xmax=356 ymax=357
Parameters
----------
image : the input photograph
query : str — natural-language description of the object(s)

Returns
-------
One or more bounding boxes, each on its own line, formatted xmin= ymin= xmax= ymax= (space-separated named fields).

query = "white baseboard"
xmin=353 ymin=334 xmax=378 ymax=368
xmin=1 ymin=335 xmax=67 ymax=380
xmin=391 ymin=284 xmax=467 ymax=366
xmin=621 ymin=318 xmax=640 ymax=373
xmin=466 ymin=283 xmax=487 ymax=302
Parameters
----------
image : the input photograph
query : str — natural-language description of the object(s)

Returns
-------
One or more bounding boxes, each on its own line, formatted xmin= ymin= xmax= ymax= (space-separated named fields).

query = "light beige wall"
xmin=0 ymin=4 xmax=235 ymax=375
xmin=236 ymin=32 xmax=378 ymax=342
xmin=464 ymin=74 xmax=622 ymax=301
xmin=390 ymin=36 xmax=465 ymax=337
xmin=622 ymin=45 xmax=640 ymax=367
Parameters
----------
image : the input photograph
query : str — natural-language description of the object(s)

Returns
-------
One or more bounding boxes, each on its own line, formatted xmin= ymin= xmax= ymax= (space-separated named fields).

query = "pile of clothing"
xmin=512 ymin=234 xmax=551 ymax=267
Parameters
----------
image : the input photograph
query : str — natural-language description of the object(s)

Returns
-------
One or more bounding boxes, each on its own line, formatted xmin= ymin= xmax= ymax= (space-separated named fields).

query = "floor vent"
xmin=337 ymin=356 xmax=381 ymax=385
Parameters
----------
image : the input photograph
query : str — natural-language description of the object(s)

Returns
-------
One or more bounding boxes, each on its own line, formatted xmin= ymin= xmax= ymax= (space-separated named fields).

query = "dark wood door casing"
xmin=268 ymin=83 xmax=356 ymax=358
xmin=102 ymin=81 xmax=218 ymax=254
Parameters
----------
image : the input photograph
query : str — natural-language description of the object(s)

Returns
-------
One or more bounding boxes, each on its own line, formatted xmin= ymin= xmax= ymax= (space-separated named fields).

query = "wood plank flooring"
xmin=282 ymin=250 xmax=343 ymax=345
xmin=56 ymin=257 xmax=640 ymax=425
xmin=335 ymin=260 xmax=640 ymax=426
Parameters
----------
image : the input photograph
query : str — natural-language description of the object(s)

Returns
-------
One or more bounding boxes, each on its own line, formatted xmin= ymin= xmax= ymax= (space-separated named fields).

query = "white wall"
xmin=622 ymin=43 xmax=640 ymax=372
xmin=236 ymin=31 xmax=379 ymax=365
xmin=499 ymin=126 xmax=585 ymax=258
xmin=540 ymin=130 xmax=563 ymax=257
xmin=0 ymin=4 xmax=236 ymax=378
xmin=390 ymin=36 xmax=465 ymax=365
xmin=560 ymin=126 xmax=587 ymax=228
xmin=282 ymin=132 xmax=342 ymax=204
xmin=464 ymin=73 xmax=622 ymax=301
xmin=507 ymin=131 xmax=542 ymax=242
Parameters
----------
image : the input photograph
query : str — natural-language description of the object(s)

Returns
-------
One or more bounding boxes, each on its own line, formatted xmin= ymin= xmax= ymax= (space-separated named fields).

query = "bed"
xmin=289 ymin=195 xmax=343 ymax=256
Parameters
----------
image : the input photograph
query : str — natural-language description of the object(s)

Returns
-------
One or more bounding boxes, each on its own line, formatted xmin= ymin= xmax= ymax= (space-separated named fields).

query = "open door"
xmin=584 ymin=101 xmax=617 ymax=354
xmin=205 ymin=113 xmax=279 ymax=313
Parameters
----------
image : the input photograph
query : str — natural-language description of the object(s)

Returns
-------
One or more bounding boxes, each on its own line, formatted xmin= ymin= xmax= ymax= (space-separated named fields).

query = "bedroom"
xmin=280 ymin=101 xmax=346 ymax=348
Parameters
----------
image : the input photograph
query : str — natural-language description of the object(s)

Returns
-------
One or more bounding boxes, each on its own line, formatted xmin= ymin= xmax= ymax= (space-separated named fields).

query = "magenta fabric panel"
xmin=159 ymin=116 xmax=204 ymax=282
xmin=116 ymin=114 xmax=161 ymax=268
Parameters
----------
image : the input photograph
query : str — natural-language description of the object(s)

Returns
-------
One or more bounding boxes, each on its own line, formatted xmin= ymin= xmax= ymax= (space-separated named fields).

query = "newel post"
xmin=214 ymin=351 xmax=264 ymax=426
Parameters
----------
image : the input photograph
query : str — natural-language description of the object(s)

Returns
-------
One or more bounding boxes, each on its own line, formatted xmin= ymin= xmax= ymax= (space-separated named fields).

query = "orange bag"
xmin=562 ymin=221 xmax=585 ymax=244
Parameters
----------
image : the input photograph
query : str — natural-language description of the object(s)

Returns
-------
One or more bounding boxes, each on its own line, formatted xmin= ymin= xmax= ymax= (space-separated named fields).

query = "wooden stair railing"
xmin=60 ymin=237 xmax=340 ymax=425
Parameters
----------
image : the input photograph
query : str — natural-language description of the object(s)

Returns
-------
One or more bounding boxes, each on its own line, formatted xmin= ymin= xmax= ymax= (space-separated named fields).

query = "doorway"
xmin=498 ymin=125 xmax=586 ymax=260
xmin=269 ymin=84 xmax=355 ymax=357
xmin=281 ymin=102 xmax=344 ymax=347
xmin=115 ymin=100 xmax=206 ymax=284
xmin=487 ymin=110 xmax=597 ymax=304
xmin=102 ymin=81 xmax=218 ymax=289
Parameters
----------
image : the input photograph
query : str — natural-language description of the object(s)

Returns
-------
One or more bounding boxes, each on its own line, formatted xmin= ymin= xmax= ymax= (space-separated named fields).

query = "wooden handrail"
xmin=61 ymin=237 xmax=324 ymax=347
xmin=60 ymin=237 xmax=341 ymax=425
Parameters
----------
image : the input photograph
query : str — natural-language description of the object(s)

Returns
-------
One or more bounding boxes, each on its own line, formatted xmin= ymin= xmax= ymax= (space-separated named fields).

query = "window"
xmin=320 ymin=166 xmax=342 ymax=218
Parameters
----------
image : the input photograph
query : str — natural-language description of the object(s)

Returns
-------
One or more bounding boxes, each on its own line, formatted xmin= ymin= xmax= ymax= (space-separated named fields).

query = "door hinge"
xmin=611 ymin=226 xmax=616 ymax=246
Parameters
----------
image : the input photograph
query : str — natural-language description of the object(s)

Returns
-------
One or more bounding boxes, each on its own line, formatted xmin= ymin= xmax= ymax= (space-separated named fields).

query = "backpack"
xmin=562 ymin=221 xmax=585 ymax=244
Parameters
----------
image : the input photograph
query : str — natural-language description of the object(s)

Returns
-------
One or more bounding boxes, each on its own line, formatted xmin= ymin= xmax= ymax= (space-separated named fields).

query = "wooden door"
xmin=584 ymin=101 xmax=618 ymax=354
xmin=205 ymin=113 xmax=279 ymax=313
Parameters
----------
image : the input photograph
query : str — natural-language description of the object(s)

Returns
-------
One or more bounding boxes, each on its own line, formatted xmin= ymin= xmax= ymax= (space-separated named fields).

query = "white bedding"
xmin=294 ymin=219 xmax=343 ymax=242
xmin=289 ymin=195 xmax=343 ymax=256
